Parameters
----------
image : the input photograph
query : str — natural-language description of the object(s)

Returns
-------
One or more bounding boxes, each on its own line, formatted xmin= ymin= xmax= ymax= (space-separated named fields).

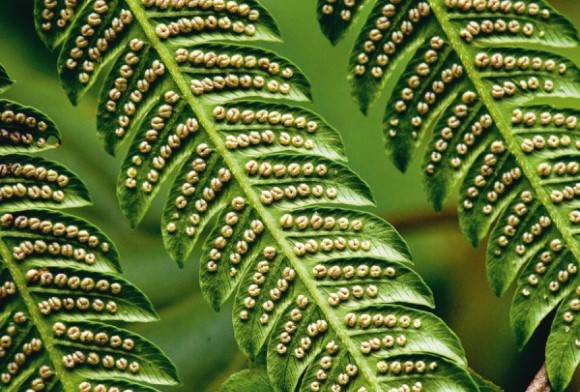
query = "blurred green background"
xmin=0 ymin=1 xmax=578 ymax=390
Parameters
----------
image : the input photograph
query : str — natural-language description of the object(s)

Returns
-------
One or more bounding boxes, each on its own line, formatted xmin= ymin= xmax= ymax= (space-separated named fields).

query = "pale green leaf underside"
xmin=34 ymin=0 xmax=479 ymax=390
xmin=546 ymin=286 xmax=579 ymax=391
xmin=317 ymin=0 xmax=579 ymax=389
xmin=0 ymin=67 xmax=177 ymax=391
xmin=0 ymin=100 xmax=61 ymax=153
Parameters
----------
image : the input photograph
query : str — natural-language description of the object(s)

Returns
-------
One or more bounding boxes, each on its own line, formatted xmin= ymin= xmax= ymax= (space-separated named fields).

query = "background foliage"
xmin=0 ymin=0 xmax=577 ymax=390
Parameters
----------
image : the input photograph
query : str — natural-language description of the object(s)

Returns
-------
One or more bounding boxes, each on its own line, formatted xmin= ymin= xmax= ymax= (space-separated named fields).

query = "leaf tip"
xmin=460 ymin=221 xmax=481 ymax=248
xmin=510 ymin=314 xmax=532 ymax=351
xmin=392 ymin=155 xmax=410 ymax=173
xmin=327 ymin=35 xmax=341 ymax=46
xmin=200 ymin=279 xmax=224 ymax=312
xmin=63 ymin=86 xmax=80 ymax=106
xmin=357 ymin=100 xmax=370 ymax=116
xmin=169 ymin=250 xmax=186 ymax=269
xmin=121 ymin=205 xmax=143 ymax=229
xmin=430 ymin=197 xmax=444 ymax=212
xmin=104 ymin=143 xmax=118 ymax=157
xmin=175 ymin=258 xmax=185 ymax=269
xmin=210 ymin=300 xmax=222 ymax=312
xmin=487 ymin=276 xmax=506 ymax=298
xmin=150 ymin=311 xmax=161 ymax=322
xmin=127 ymin=219 xmax=139 ymax=229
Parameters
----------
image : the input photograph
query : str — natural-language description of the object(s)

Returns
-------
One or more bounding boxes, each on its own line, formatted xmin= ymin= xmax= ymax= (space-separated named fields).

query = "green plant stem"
xmin=386 ymin=207 xmax=457 ymax=233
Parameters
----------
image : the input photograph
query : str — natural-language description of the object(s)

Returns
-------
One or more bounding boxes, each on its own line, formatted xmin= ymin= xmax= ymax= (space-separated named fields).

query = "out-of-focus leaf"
xmin=0 ymin=64 xmax=178 ymax=391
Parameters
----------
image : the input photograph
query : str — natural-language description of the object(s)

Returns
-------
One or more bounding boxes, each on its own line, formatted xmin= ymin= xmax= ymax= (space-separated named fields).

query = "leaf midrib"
xmin=0 ymin=237 xmax=76 ymax=392
xmin=428 ymin=0 xmax=580 ymax=264
xmin=124 ymin=0 xmax=381 ymax=389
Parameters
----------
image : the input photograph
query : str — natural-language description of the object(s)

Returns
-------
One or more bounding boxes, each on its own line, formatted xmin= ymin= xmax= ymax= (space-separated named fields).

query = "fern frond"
xmin=317 ymin=0 xmax=579 ymax=389
xmin=0 ymin=63 xmax=177 ymax=391
xmin=33 ymin=1 xmax=483 ymax=390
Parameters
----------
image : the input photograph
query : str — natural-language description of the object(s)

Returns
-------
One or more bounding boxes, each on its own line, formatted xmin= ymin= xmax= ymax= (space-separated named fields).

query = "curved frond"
xmin=546 ymin=285 xmax=579 ymax=391
xmin=0 ymin=100 xmax=61 ymax=153
xmin=34 ymin=0 xmax=481 ymax=390
xmin=0 ymin=66 xmax=177 ymax=391
xmin=317 ymin=0 xmax=580 ymax=389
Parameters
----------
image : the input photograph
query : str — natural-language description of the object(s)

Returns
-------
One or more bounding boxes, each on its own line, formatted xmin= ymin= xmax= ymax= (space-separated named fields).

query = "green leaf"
xmin=220 ymin=368 xmax=273 ymax=392
xmin=316 ymin=0 xmax=580 ymax=389
xmin=0 ymin=63 xmax=178 ymax=392
xmin=0 ymin=100 xmax=61 ymax=153
xmin=0 ymin=154 xmax=90 ymax=211
xmin=34 ymin=0 xmax=480 ymax=390
xmin=546 ymin=285 xmax=580 ymax=392
xmin=317 ymin=0 xmax=370 ymax=45
xmin=470 ymin=369 xmax=503 ymax=392
xmin=0 ymin=64 xmax=12 ymax=93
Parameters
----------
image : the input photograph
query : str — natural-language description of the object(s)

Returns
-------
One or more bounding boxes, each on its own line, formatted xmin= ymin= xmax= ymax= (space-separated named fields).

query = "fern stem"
xmin=428 ymin=0 xmax=580 ymax=263
xmin=123 ymin=0 xmax=380 ymax=388
xmin=526 ymin=363 xmax=551 ymax=392
xmin=0 ymin=239 xmax=75 ymax=392
xmin=387 ymin=207 xmax=457 ymax=233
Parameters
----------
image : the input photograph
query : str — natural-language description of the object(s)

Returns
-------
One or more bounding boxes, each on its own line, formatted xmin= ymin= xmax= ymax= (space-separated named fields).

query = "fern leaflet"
xmin=32 ymin=0 xmax=488 ymax=391
xmin=317 ymin=0 xmax=579 ymax=390
xmin=0 ymin=63 xmax=177 ymax=391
